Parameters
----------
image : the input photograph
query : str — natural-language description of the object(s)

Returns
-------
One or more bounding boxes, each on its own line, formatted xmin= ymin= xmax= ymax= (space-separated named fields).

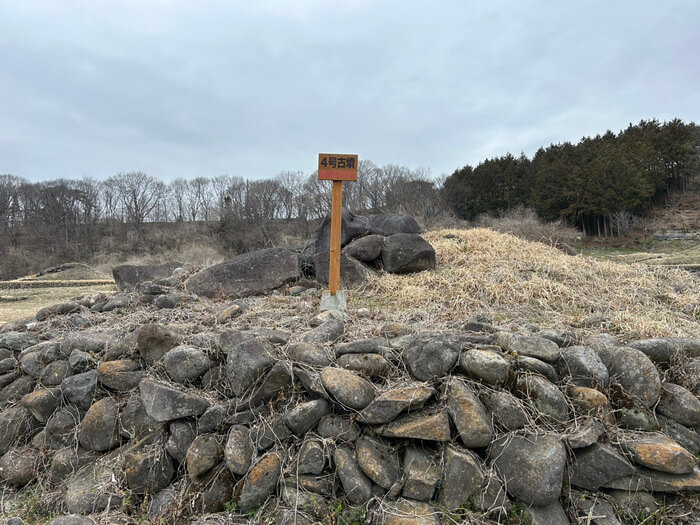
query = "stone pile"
xmin=0 ymin=281 xmax=699 ymax=525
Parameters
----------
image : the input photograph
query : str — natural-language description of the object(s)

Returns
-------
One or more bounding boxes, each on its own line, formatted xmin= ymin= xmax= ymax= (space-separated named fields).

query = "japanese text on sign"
xmin=318 ymin=154 xmax=358 ymax=181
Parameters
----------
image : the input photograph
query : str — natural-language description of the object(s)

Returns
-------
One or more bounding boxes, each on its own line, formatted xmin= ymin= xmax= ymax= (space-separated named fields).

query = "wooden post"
xmin=329 ymin=180 xmax=343 ymax=295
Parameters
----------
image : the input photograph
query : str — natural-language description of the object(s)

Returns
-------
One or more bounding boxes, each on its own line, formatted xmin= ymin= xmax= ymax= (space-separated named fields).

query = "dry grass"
xmin=361 ymin=228 xmax=700 ymax=338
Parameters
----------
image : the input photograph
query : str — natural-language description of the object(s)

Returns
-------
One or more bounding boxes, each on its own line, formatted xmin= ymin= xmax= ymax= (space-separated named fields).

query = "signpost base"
xmin=320 ymin=290 xmax=347 ymax=313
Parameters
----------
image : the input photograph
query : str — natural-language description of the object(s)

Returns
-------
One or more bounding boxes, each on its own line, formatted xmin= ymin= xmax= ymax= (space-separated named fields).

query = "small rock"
xmin=495 ymin=332 xmax=560 ymax=362
xmin=36 ymin=302 xmax=80 ymax=322
xmin=337 ymin=353 xmax=390 ymax=377
xmin=68 ymin=350 xmax=96 ymax=374
xmin=317 ymin=414 xmax=361 ymax=442
xmin=335 ymin=338 xmax=383 ymax=355
xmin=566 ymin=418 xmax=605 ymax=449
xmin=334 ymin=446 xmax=373 ymax=505
xmin=252 ymin=416 xmax=293 ymax=450
xmin=380 ymin=499 xmax=440 ymax=525
xmin=356 ymin=435 xmax=400 ymax=489
xmin=515 ymin=355 xmax=558 ymax=382
xmin=358 ymin=384 xmax=435 ymax=424
xmin=576 ymin=497 xmax=622 ymax=525
xmin=403 ymin=331 xmax=463 ymax=380
xmin=603 ymin=466 xmax=700 ymax=493
xmin=119 ymin=394 xmax=166 ymax=440
xmin=21 ymin=387 xmax=61 ymax=423
xmin=78 ymin=397 xmax=121 ymax=452
xmin=0 ymin=332 xmax=38 ymax=352
xmin=64 ymin=453 xmax=123 ymax=514
xmin=236 ymin=451 xmax=282 ymax=513
xmin=283 ymin=398 xmax=330 ymax=435
xmin=191 ymin=464 xmax=236 ymax=513
xmin=627 ymin=338 xmax=676 ymax=363
xmin=287 ymin=343 xmax=332 ymax=366
xmin=603 ymin=346 xmax=661 ymax=408
xmin=97 ymin=359 xmax=144 ymax=391
xmin=45 ymin=407 xmax=80 ymax=449
xmin=187 ymin=435 xmax=224 ymax=479
xmin=480 ymin=390 xmax=528 ymax=430
xmin=49 ymin=447 xmax=98 ymax=484
xmin=380 ymin=322 xmax=411 ymax=339
xmin=375 ymin=409 xmax=451 ymax=442
xmin=557 ymin=345 xmax=609 ymax=388
xmin=309 ymin=309 xmax=345 ymax=327
xmin=303 ymin=319 xmax=344 ymax=343
xmin=343 ymin=234 xmax=384 ymax=262
xmin=137 ymin=324 xmax=180 ymax=365
xmin=459 ymin=349 xmax=510 ymax=385
xmin=165 ymin=420 xmax=196 ymax=463
xmin=320 ymin=367 xmax=376 ymax=409
xmin=515 ymin=373 xmax=570 ymax=422
xmin=608 ymin=490 xmax=658 ymax=517
xmin=0 ymin=407 xmax=37 ymax=454
xmin=1 ymin=375 xmax=35 ymax=402
xmin=439 ymin=445 xmax=484 ymax=510
xmin=0 ymin=447 xmax=38 ymax=486
xmin=40 ymin=360 xmax=72 ymax=386
xmin=488 ymin=433 xmax=566 ymax=506
xmin=139 ymin=377 xmax=211 ymax=422
xmin=123 ymin=442 xmax=175 ymax=494
xmin=297 ymin=438 xmax=325 ymax=475
xmin=63 ymin=332 xmax=114 ymax=354
xmin=163 ymin=346 xmax=209 ymax=383
xmin=538 ymin=329 xmax=577 ymax=347
xmin=658 ymin=415 xmax=700 ymax=455
xmin=617 ymin=406 xmax=658 ymax=431
xmin=522 ymin=501 xmax=570 ymax=525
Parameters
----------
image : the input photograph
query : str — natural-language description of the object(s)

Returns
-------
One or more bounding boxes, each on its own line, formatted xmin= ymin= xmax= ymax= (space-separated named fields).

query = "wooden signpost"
xmin=318 ymin=154 xmax=358 ymax=298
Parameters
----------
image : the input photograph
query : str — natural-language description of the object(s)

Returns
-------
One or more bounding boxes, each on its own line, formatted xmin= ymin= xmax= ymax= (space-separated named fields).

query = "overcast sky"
xmin=1 ymin=1 xmax=698 ymax=182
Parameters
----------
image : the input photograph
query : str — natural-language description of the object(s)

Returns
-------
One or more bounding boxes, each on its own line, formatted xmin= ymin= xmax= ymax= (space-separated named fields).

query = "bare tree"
xmin=107 ymin=171 xmax=166 ymax=238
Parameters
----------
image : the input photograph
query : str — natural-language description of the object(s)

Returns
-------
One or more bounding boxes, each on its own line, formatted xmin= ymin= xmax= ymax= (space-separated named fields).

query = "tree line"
xmin=443 ymin=119 xmax=699 ymax=235
xmin=0 ymin=162 xmax=444 ymax=277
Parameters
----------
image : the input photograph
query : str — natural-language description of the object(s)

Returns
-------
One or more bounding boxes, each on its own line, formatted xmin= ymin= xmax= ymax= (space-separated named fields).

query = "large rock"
xmin=0 ymin=332 xmax=38 ymax=352
xmin=36 ymin=302 xmax=80 ymax=322
xmin=601 ymin=346 xmax=661 ymax=408
xmin=186 ymin=435 xmax=224 ymax=479
xmin=379 ymin=499 xmax=441 ymax=525
xmin=356 ymin=435 xmax=400 ymax=490
xmin=139 ymin=377 xmax=211 ymax=422
xmin=113 ymin=262 xmax=181 ymax=291
xmin=78 ymin=398 xmax=121 ymax=452
xmin=495 ymin=332 xmax=560 ymax=362
xmin=403 ymin=332 xmax=463 ymax=380
xmin=557 ymin=345 xmax=609 ymax=388
xmin=375 ymin=409 xmax=451 ymax=442
xmin=0 ymin=447 xmax=38 ymax=486
xmin=381 ymin=233 xmax=436 ymax=274
xmin=402 ymin=447 xmax=440 ymax=501
xmin=97 ymin=359 xmax=144 ymax=391
xmin=320 ymin=367 xmax=376 ymax=410
xmin=445 ymin=378 xmax=493 ymax=448
xmin=60 ymin=371 xmax=97 ymax=409
xmin=333 ymin=446 xmax=373 ymax=505
xmin=0 ymin=407 xmax=38 ymax=454
xmin=64 ymin=453 xmax=124 ymax=514
xmin=235 ymin=451 xmax=281 ymax=513
xmin=312 ymin=251 xmax=371 ymax=287
xmin=481 ymin=390 xmax=528 ymax=430
xmin=163 ymin=346 xmax=209 ymax=383
xmin=225 ymin=337 xmax=275 ymax=396
xmin=459 ymin=349 xmax=510 ymax=385
xmin=21 ymin=387 xmax=61 ymax=423
xmin=488 ymin=433 xmax=566 ymax=506
xmin=439 ymin=446 xmax=484 ymax=510
xmin=621 ymin=434 xmax=696 ymax=474
xmin=137 ymin=324 xmax=180 ymax=365
xmin=284 ymin=398 xmax=330 ymax=435
xmin=343 ymin=234 xmax=384 ymax=262
xmin=123 ymin=443 xmax=175 ymax=494
xmin=515 ymin=374 xmax=569 ymax=422
xmin=657 ymin=382 xmax=700 ymax=427
xmin=570 ymin=442 xmax=636 ymax=490
xmin=358 ymin=384 xmax=435 ymax=424
xmin=303 ymin=207 xmax=420 ymax=257
xmin=187 ymin=248 xmax=301 ymax=299
xmin=603 ymin=466 xmax=700 ymax=493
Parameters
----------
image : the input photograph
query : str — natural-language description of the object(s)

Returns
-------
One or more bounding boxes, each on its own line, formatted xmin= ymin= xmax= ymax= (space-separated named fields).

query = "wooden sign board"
xmin=318 ymin=154 xmax=358 ymax=181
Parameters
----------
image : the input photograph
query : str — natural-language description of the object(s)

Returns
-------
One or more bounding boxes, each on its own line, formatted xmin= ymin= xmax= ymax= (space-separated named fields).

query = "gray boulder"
xmin=334 ymin=446 xmax=373 ymax=505
xmin=439 ymin=445 xmax=484 ymax=510
xmin=312 ymin=251 xmax=371 ymax=287
xmin=112 ymin=262 xmax=181 ymax=291
xmin=163 ymin=346 xmax=209 ymax=383
xmin=515 ymin=374 xmax=570 ymax=422
xmin=604 ymin=346 xmax=661 ymax=408
xmin=303 ymin=207 xmax=420 ymax=257
xmin=139 ymin=377 xmax=210 ymax=422
xmin=557 ymin=345 xmax=609 ymax=388
xmin=495 ymin=332 xmax=560 ymax=362
xmin=402 ymin=447 xmax=440 ymax=501
xmin=60 ymin=371 xmax=97 ymax=409
xmin=123 ymin=443 xmax=175 ymax=494
xmin=356 ymin=435 xmax=400 ymax=489
xmin=488 ymin=433 xmax=566 ymax=506
xmin=343 ymin=234 xmax=384 ymax=262
xmin=225 ymin=337 xmax=275 ymax=396
xmin=445 ymin=378 xmax=493 ymax=448
xmin=187 ymin=248 xmax=301 ymax=299
xmin=224 ymin=425 xmax=253 ymax=475
xmin=236 ymin=451 xmax=281 ymax=513
xmin=570 ymin=442 xmax=635 ymax=490
xmin=459 ymin=349 xmax=510 ymax=385
xmin=381 ymin=233 xmax=436 ymax=274
xmin=403 ymin=331 xmax=463 ymax=380
xmin=657 ymin=382 xmax=700 ymax=427
xmin=78 ymin=398 xmax=121 ymax=452
xmin=320 ymin=367 xmax=376 ymax=410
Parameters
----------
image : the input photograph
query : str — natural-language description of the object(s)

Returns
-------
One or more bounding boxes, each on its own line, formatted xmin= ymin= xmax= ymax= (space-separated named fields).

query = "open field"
xmin=0 ymin=283 xmax=117 ymax=323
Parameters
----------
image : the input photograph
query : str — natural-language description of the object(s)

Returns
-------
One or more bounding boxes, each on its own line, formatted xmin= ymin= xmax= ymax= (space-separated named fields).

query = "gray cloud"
xmin=1 ymin=0 xmax=698 ymax=181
